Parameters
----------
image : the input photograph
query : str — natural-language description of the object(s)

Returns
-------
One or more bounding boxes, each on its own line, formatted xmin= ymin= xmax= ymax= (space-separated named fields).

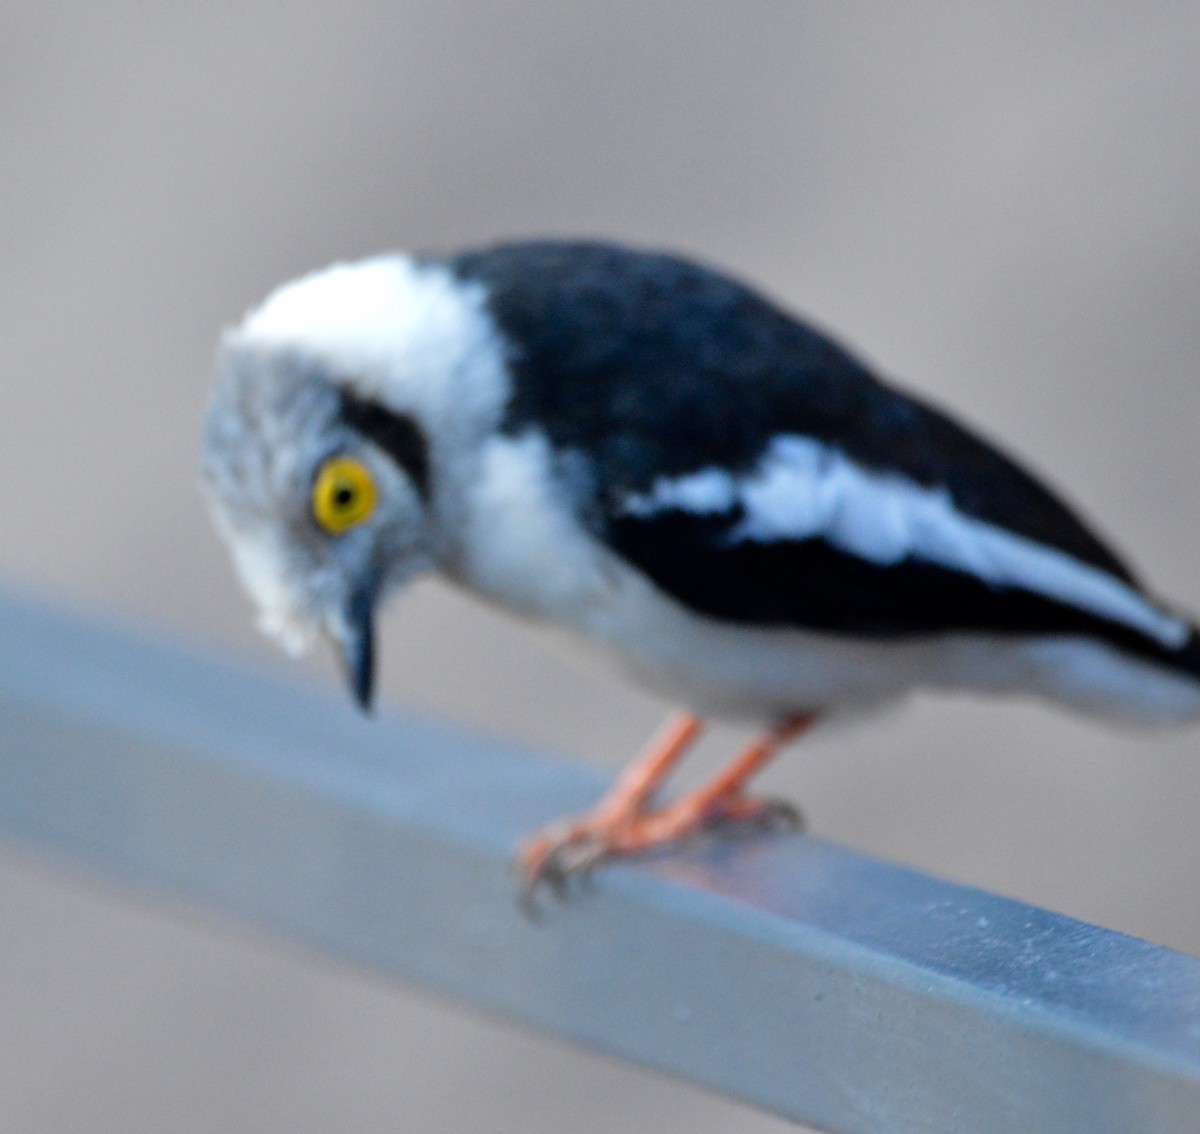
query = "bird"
xmin=201 ymin=239 xmax=1200 ymax=896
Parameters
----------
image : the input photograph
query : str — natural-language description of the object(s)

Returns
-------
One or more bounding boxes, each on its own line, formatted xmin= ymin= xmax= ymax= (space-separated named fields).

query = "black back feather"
xmin=453 ymin=240 xmax=1136 ymax=585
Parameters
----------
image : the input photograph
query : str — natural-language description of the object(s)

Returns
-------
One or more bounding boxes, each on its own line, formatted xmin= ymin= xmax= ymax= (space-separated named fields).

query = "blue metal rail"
xmin=0 ymin=588 xmax=1197 ymax=1133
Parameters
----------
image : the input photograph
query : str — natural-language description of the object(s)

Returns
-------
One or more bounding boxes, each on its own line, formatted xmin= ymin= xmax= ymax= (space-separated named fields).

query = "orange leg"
xmin=517 ymin=712 xmax=814 ymax=899
xmin=617 ymin=714 xmax=814 ymax=845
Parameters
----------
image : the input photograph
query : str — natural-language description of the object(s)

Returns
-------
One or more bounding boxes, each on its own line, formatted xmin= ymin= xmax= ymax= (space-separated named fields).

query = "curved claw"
xmin=516 ymin=826 xmax=612 ymax=916
xmin=704 ymin=793 xmax=806 ymax=834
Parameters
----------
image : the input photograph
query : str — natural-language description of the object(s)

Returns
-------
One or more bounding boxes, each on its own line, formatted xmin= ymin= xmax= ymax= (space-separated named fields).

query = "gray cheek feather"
xmin=203 ymin=350 xmax=339 ymax=522
xmin=202 ymin=349 xmax=359 ymax=649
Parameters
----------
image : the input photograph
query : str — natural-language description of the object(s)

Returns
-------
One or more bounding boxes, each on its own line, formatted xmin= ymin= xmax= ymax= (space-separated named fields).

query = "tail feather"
xmin=1028 ymin=623 xmax=1200 ymax=727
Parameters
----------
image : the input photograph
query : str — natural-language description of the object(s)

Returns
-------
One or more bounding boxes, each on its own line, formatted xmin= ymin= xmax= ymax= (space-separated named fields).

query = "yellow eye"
xmin=312 ymin=457 xmax=378 ymax=534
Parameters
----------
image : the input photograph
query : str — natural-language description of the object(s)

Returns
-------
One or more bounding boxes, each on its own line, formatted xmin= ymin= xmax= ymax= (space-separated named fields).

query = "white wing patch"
xmin=621 ymin=435 xmax=1189 ymax=649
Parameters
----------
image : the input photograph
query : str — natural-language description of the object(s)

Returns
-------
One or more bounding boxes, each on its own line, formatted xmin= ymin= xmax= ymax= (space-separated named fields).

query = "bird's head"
xmin=200 ymin=255 xmax=509 ymax=711
xmin=201 ymin=344 xmax=435 ymax=710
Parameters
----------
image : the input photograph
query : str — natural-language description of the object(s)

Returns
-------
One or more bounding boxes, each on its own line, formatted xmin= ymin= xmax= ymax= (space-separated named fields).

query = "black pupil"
xmin=334 ymin=484 xmax=356 ymax=509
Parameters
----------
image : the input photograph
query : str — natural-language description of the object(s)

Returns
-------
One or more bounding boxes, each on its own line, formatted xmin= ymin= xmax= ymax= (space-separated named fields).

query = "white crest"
xmin=232 ymin=254 xmax=512 ymax=449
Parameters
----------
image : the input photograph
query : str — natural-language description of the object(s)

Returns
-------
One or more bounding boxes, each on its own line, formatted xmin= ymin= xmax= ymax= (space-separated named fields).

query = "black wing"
xmin=453 ymin=238 xmax=1137 ymax=588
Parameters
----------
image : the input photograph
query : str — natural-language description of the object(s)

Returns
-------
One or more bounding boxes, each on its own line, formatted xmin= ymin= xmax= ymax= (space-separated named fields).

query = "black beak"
xmin=337 ymin=583 xmax=377 ymax=714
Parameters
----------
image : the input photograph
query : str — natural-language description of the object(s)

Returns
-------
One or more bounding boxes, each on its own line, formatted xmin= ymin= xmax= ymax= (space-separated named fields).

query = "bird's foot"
xmin=516 ymin=789 xmax=802 ymax=912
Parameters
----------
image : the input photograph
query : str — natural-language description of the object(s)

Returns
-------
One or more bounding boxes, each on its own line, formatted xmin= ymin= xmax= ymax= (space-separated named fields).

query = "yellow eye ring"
xmin=312 ymin=456 xmax=378 ymax=534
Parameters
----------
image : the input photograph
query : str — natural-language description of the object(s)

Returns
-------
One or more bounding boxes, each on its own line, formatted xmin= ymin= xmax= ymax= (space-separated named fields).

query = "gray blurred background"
xmin=2 ymin=3 xmax=1199 ymax=1131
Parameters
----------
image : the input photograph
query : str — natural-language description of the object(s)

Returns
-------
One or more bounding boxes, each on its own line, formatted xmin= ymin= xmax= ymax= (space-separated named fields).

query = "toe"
xmin=705 ymin=793 xmax=805 ymax=832
xmin=515 ymin=819 xmax=618 ymax=910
